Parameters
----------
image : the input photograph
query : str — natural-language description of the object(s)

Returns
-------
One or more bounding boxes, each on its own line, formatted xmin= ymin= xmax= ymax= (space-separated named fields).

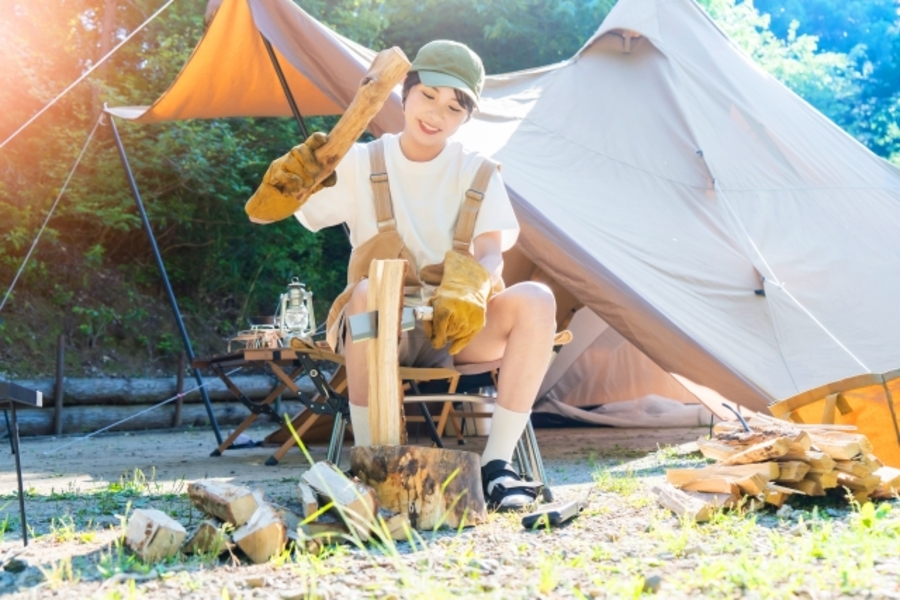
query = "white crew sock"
xmin=480 ymin=405 xmax=531 ymax=466
xmin=349 ymin=403 xmax=371 ymax=447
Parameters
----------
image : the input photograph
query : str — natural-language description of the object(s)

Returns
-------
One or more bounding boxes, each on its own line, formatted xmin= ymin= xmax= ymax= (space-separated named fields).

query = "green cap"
xmin=410 ymin=40 xmax=485 ymax=107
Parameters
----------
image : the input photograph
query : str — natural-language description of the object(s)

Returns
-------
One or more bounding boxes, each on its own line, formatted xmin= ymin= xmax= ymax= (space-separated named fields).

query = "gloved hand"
xmin=245 ymin=132 xmax=337 ymax=222
xmin=426 ymin=250 xmax=493 ymax=355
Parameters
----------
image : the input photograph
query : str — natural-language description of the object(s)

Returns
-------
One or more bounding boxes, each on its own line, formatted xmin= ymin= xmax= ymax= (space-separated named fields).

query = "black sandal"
xmin=481 ymin=460 xmax=542 ymax=511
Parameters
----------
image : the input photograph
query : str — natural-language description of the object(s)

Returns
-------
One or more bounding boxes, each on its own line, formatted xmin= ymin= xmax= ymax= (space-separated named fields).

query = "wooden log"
xmin=808 ymin=432 xmax=862 ymax=460
xmin=301 ymin=461 xmax=378 ymax=541
xmin=680 ymin=479 xmax=741 ymax=495
xmin=652 ymin=483 xmax=737 ymax=523
xmin=187 ymin=480 xmax=259 ymax=527
xmin=807 ymin=471 xmax=839 ymax=489
xmin=233 ymin=503 xmax=287 ymax=564
xmin=351 ymin=445 xmax=488 ymax=531
xmin=870 ymin=466 xmax=900 ymax=499
xmin=666 ymin=463 xmax=779 ymax=487
xmin=696 ymin=438 xmax=745 ymax=461
xmin=781 ymin=479 xmax=820 ymax=496
xmin=809 ymin=431 xmax=874 ymax=455
xmin=366 ymin=259 xmax=407 ymax=446
xmin=245 ymin=48 xmax=411 ymax=222
xmin=835 ymin=472 xmax=880 ymax=492
xmin=774 ymin=461 xmax=810 ymax=483
xmin=297 ymin=482 xmax=320 ymax=520
xmin=181 ymin=519 xmax=231 ymax=555
xmin=721 ymin=437 xmax=791 ymax=465
xmin=763 ymin=484 xmax=794 ymax=507
xmin=834 ymin=459 xmax=877 ymax=478
xmin=778 ymin=450 xmax=836 ymax=474
xmin=124 ymin=508 xmax=186 ymax=562
xmin=375 ymin=509 xmax=412 ymax=542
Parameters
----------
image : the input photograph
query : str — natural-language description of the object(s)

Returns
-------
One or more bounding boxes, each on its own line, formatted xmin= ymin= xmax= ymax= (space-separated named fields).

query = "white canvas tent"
xmin=109 ymin=0 xmax=900 ymax=424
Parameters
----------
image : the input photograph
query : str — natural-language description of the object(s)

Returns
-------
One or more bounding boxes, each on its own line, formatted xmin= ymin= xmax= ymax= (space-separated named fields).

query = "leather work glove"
xmin=246 ymin=132 xmax=337 ymax=222
xmin=426 ymin=250 xmax=493 ymax=355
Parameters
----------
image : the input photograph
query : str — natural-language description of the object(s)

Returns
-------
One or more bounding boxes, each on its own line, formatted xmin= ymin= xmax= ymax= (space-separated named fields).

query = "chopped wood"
xmin=810 ymin=431 xmax=874 ymax=455
xmin=762 ymin=486 xmax=790 ymax=508
xmin=680 ymin=479 xmax=741 ymax=495
xmin=665 ymin=463 xmax=779 ymax=487
xmin=721 ymin=437 xmax=791 ymax=465
xmin=181 ymin=519 xmax=231 ymax=555
xmin=124 ymin=508 xmax=186 ymax=562
xmin=376 ymin=509 xmax=412 ymax=542
xmin=870 ymin=467 xmax=900 ymax=499
xmin=807 ymin=432 xmax=862 ymax=460
xmin=834 ymin=472 xmax=880 ymax=492
xmin=867 ymin=454 xmax=884 ymax=468
xmin=807 ymin=471 xmax=839 ymax=489
xmin=301 ymin=461 xmax=378 ymax=541
xmin=696 ymin=438 xmax=745 ymax=461
xmin=834 ymin=459 xmax=877 ymax=478
xmin=774 ymin=461 xmax=810 ymax=483
xmin=779 ymin=450 xmax=836 ymax=474
xmin=652 ymin=483 xmax=739 ymax=522
xmin=233 ymin=503 xmax=287 ymax=564
xmin=781 ymin=479 xmax=820 ymax=496
xmin=187 ymin=480 xmax=258 ymax=527
xmin=297 ymin=482 xmax=319 ymax=520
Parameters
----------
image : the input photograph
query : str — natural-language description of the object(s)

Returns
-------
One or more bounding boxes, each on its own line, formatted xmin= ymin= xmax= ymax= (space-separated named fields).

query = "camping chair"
xmin=768 ymin=369 xmax=900 ymax=467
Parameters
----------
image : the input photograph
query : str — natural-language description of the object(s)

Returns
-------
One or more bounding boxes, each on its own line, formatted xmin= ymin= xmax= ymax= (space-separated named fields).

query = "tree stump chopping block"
xmin=351 ymin=260 xmax=487 ymax=530
xmin=351 ymin=445 xmax=487 ymax=530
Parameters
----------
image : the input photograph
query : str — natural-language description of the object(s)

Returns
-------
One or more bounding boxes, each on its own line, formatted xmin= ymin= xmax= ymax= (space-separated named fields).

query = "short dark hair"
xmin=402 ymin=71 xmax=476 ymax=116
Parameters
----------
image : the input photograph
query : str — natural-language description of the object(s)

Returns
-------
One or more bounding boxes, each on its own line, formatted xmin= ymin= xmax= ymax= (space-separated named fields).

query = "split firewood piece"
xmin=679 ymin=479 xmax=741 ymax=496
xmin=720 ymin=437 xmax=791 ymax=466
xmin=809 ymin=431 xmax=874 ymax=454
xmin=778 ymin=450 xmax=836 ymax=474
xmin=652 ymin=483 xmax=738 ymax=523
xmin=835 ymin=472 xmax=880 ymax=493
xmin=781 ymin=479 xmax=821 ymax=496
xmin=350 ymin=445 xmax=488 ymax=531
xmin=666 ymin=463 xmax=779 ymax=487
xmin=297 ymin=481 xmax=320 ymax=520
xmin=834 ymin=459 xmax=877 ymax=478
xmin=187 ymin=480 xmax=258 ymax=527
xmin=696 ymin=438 xmax=745 ymax=461
xmin=233 ymin=503 xmax=287 ymax=564
xmin=763 ymin=484 xmax=797 ymax=507
xmin=807 ymin=471 xmax=839 ymax=490
xmin=774 ymin=461 xmax=810 ymax=483
xmin=124 ymin=508 xmax=187 ymax=562
xmin=301 ymin=461 xmax=378 ymax=541
xmin=374 ymin=508 xmax=412 ymax=542
xmin=713 ymin=423 xmax=808 ymax=450
xmin=181 ymin=519 xmax=232 ymax=555
xmin=807 ymin=432 xmax=865 ymax=460
xmin=870 ymin=466 xmax=900 ymax=499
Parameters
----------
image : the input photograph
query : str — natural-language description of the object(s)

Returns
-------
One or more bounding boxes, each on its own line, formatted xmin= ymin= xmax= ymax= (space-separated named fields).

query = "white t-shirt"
xmin=296 ymin=133 xmax=519 ymax=271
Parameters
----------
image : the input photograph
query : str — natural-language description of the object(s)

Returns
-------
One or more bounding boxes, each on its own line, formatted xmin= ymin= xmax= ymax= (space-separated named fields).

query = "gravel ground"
xmin=2 ymin=425 xmax=899 ymax=598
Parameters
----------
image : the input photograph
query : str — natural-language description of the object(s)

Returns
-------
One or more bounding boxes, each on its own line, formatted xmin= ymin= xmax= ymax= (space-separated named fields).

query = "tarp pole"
xmin=261 ymin=34 xmax=310 ymax=140
xmin=108 ymin=114 xmax=224 ymax=447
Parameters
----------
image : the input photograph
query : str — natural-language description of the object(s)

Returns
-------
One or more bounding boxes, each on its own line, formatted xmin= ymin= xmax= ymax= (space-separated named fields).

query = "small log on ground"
xmin=297 ymin=481 xmax=320 ymax=520
xmin=187 ymin=480 xmax=258 ymax=527
xmin=351 ymin=445 xmax=487 ymax=531
xmin=124 ymin=508 xmax=186 ymax=562
xmin=301 ymin=461 xmax=378 ymax=541
xmin=181 ymin=519 xmax=231 ymax=555
xmin=652 ymin=484 xmax=738 ymax=523
xmin=233 ymin=503 xmax=287 ymax=564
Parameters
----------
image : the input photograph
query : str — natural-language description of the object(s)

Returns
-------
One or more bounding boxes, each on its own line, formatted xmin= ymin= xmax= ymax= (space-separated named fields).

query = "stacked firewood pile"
xmin=654 ymin=419 xmax=900 ymax=522
xmin=123 ymin=463 xmax=409 ymax=564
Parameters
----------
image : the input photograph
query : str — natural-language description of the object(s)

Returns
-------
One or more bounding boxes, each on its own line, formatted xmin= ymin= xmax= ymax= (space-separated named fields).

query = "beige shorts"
xmin=333 ymin=312 xmax=453 ymax=369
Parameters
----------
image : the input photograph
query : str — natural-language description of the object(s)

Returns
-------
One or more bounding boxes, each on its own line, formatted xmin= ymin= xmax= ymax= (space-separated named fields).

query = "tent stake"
xmin=262 ymin=34 xmax=310 ymax=140
xmin=108 ymin=115 xmax=224 ymax=447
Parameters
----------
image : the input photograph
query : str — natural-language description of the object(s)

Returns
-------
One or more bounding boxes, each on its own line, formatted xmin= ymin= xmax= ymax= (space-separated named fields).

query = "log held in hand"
xmin=350 ymin=259 xmax=488 ymax=530
xmin=244 ymin=47 xmax=410 ymax=222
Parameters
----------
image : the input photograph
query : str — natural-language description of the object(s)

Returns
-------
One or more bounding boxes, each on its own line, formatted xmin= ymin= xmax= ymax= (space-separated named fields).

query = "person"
xmin=248 ymin=40 xmax=556 ymax=510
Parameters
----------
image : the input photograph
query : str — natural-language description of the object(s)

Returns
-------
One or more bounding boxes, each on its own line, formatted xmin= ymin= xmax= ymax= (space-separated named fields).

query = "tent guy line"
xmin=39 ymin=367 xmax=242 ymax=457
xmin=0 ymin=0 xmax=177 ymax=151
xmin=0 ymin=114 xmax=104 ymax=314
xmin=711 ymin=179 xmax=871 ymax=377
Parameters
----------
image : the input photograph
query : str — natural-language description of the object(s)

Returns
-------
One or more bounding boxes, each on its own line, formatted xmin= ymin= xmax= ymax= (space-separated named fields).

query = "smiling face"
xmin=399 ymin=83 xmax=470 ymax=162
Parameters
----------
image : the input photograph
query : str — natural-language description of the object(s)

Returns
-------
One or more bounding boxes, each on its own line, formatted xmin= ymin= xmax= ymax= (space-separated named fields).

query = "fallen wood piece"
xmin=666 ymin=463 xmax=779 ymax=487
xmin=181 ymin=519 xmax=231 ymax=555
xmin=652 ymin=484 xmax=737 ymax=523
xmin=301 ymin=461 xmax=378 ymax=541
xmin=297 ymin=482 xmax=320 ymax=520
xmin=834 ymin=459 xmax=877 ymax=479
xmin=774 ymin=460 xmax=811 ymax=483
xmin=835 ymin=472 xmax=880 ymax=492
xmin=870 ymin=466 xmax=900 ymax=499
xmin=187 ymin=480 xmax=258 ymax=527
xmin=375 ymin=509 xmax=412 ymax=542
xmin=351 ymin=445 xmax=487 ymax=530
xmin=696 ymin=438 xmax=744 ymax=461
xmin=721 ymin=437 xmax=791 ymax=465
xmin=233 ymin=503 xmax=286 ymax=564
xmin=763 ymin=486 xmax=791 ymax=508
xmin=124 ymin=508 xmax=186 ymax=562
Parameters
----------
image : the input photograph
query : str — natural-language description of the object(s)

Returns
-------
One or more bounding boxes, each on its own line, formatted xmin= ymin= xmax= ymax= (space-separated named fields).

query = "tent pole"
xmin=261 ymin=34 xmax=310 ymax=140
xmin=108 ymin=115 xmax=224 ymax=447
xmin=261 ymin=34 xmax=351 ymax=240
